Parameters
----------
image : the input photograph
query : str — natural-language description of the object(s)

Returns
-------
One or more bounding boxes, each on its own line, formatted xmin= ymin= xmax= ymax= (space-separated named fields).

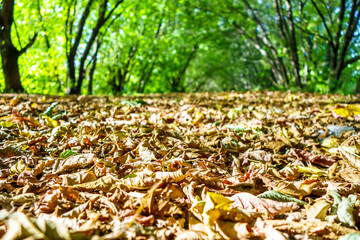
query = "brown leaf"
xmin=289 ymin=148 xmax=336 ymax=167
xmin=306 ymin=199 xmax=332 ymax=220
xmin=229 ymin=192 xmax=299 ymax=219
xmin=339 ymin=135 xmax=360 ymax=171
xmin=55 ymin=153 xmax=97 ymax=174
xmin=270 ymin=179 xmax=318 ymax=197
xmin=60 ymin=171 xmax=98 ymax=186
xmin=73 ymin=175 xmax=121 ymax=192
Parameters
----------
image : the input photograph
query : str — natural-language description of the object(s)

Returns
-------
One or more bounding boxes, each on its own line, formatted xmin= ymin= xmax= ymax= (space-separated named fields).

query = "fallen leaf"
xmin=230 ymin=192 xmax=299 ymax=218
xmin=333 ymin=105 xmax=360 ymax=118
xmin=257 ymin=190 xmax=307 ymax=206
xmin=339 ymin=233 xmax=360 ymax=240
xmin=338 ymin=195 xmax=357 ymax=228
xmin=55 ymin=153 xmax=97 ymax=174
xmin=306 ymin=199 xmax=332 ymax=220
xmin=73 ymin=175 xmax=121 ymax=192
xmin=289 ymin=148 xmax=336 ymax=167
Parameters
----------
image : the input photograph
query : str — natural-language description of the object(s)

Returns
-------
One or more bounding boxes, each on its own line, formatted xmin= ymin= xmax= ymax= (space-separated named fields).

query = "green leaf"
xmin=337 ymin=195 xmax=357 ymax=227
xmin=43 ymin=102 xmax=58 ymax=117
xmin=339 ymin=233 xmax=360 ymax=240
xmin=123 ymin=173 xmax=138 ymax=179
xmin=52 ymin=111 xmax=66 ymax=120
xmin=257 ymin=190 xmax=307 ymax=206
xmin=59 ymin=150 xmax=78 ymax=159
xmin=225 ymin=124 xmax=247 ymax=132
xmin=328 ymin=189 xmax=342 ymax=214
xmin=120 ymin=99 xmax=146 ymax=107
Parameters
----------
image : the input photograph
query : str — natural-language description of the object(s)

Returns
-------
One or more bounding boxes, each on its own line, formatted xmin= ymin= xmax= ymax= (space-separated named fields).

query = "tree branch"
xmin=65 ymin=0 xmax=76 ymax=54
xmin=344 ymin=55 xmax=360 ymax=67
xmin=19 ymin=33 xmax=37 ymax=55
xmin=11 ymin=19 xmax=23 ymax=50
xmin=69 ymin=0 xmax=94 ymax=58
xmin=334 ymin=0 xmax=346 ymax=47
xmin=310 ymin=0 xmax=335 ymax=50
xmin=294 ymin=22 xmax=329 ymax=41
xmin=104 ymin=0 xmax=124 ymax=22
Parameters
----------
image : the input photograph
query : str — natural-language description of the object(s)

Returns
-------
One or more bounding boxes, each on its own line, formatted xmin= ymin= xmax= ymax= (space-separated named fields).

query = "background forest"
xmin=0 ymin=0 xmax=360 ymax=95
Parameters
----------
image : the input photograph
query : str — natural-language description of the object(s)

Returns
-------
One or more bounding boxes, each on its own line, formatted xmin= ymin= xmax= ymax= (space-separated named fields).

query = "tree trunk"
xmin=65 ymin=0 xmax=123 ymax=95
xmin=0 ymin=0 xmax=30 ymax=93
xmin=1 ymin=45 xmax=23 ymax=92
xmin=171 ymin=43 xmax=198 ymax=92
xmin=66 ymin=56 xmax=77 ymax=94
xmin=285 ymin=0 xmax=302 ymax=88
xmin=310 ymin=0 xmax=360 ymax=92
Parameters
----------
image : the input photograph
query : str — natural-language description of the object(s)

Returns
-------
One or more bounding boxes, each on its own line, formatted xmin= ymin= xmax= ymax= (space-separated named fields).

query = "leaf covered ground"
xmin=1 ymin=92 xmax=360 ymax=240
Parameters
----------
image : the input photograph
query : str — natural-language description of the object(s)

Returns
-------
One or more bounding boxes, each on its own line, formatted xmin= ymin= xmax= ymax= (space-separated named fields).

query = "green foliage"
xmin=59 ymin=150 xmax=78 ymax=159
xmin=0 ymin=0 xmax=359 ymax=94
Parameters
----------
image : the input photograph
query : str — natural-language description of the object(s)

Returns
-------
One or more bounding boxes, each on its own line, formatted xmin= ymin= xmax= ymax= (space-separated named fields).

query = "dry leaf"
xmin=230 ymin=192 xmax=299 ymax=219
xmin=306 ymin=199 xmax=332 ymax=220
xmin=55 ymin=153 xmax=98 ymax=174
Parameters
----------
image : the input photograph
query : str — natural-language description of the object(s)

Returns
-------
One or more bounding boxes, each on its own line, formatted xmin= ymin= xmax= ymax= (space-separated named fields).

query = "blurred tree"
xmin=309 ymin=0 xmax=360 ymax=91
xmin=0 ymin=0 xmax=37 ymax=92
xmin=65 ymin=0 xmax=123 ymax=94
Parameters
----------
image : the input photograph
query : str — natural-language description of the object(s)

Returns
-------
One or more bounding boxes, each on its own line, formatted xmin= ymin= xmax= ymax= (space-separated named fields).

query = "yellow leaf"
xmin=333 ymin=104 xmax=360 ymax=118
xmin=42 ymin=115 xmax=59 ymax=127
xmin=207 ymin=192 xmax=233 ymax=211
xmin=0 ymin=121 xmax=14 ymax=128
xmin=322 ymin=138 xmax=340 ymax=148
xmin=203 ymin=192 xmax=224 ymax=239
xmin=193 ymin=110 xmax=204 ymax=124
xmin=10 ymin=159 xmax=28 ymax=173
xmin=306 ymin=199 xmax=331 ymax=220
xmin=227 ymin=109 xmax=238 ymax=119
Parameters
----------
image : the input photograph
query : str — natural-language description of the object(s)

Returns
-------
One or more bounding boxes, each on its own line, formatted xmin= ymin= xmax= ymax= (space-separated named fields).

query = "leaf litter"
xmin=0 ymin=92 xmax=360 ymax=239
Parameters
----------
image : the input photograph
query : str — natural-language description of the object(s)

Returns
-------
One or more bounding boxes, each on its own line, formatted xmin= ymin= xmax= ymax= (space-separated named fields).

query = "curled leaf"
xmin=10 ymin=159 xmax=28 ymax=174
xmin=73 ymin=175 xmax=120 ymax=192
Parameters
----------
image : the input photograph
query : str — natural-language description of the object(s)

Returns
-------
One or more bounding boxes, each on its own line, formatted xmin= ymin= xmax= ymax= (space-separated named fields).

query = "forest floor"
xmin=1 ymin=91 xmax=360 ymax=240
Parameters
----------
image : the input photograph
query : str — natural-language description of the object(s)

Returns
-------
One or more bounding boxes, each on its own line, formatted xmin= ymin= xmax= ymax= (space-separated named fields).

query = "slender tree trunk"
xmin=66 ymin=56 xmax=77 ymax=94
xmin=171 ymin=43 xmax=198 ymax=92
xmin=285 ymin=0 xmax=302 ymax=88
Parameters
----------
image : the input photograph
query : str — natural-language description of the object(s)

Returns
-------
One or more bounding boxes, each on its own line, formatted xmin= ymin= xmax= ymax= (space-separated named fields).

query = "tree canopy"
xmin=0 ymin=0 xmax=359 ymax=94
